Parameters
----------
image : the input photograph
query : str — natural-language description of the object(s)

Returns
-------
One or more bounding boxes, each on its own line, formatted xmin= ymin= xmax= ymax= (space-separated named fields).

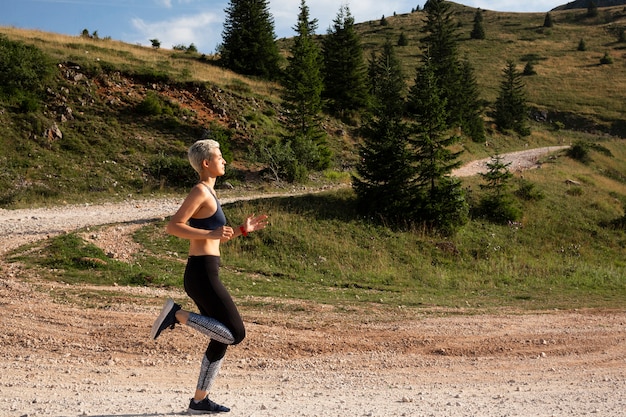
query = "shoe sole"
xmin=150 ymin=298 xmax=175 ymax=340
xmin=187 ymin=408 xmax=228 ymax=415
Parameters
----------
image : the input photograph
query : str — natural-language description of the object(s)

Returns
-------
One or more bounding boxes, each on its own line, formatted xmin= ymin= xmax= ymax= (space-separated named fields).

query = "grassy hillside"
xmin=2 ymin=3 xmax=626 ymax=310
xmin=1 ymin=3 xmax=626 ymax=208
xmin=9 ymin=143 xmax=626 ymax=310
xmin=353 ymin=3 xmax=626 ymax=132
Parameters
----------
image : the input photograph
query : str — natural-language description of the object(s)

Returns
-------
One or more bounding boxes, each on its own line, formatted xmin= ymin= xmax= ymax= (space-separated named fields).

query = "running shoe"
xmin=188 ymin=397 xmax=230 ymax=414
xmin=150 ymin=298 xmax=181 ymax=340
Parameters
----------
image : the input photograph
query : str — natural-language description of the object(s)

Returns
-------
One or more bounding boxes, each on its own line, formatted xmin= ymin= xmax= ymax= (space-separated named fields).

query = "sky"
xmin=1 ymin=1 xmax=569 ymax=54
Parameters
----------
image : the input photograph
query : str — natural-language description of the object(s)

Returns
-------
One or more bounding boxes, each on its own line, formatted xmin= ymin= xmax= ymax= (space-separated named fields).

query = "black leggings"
xmin=184 ymin=255 xmax=245 ymax=362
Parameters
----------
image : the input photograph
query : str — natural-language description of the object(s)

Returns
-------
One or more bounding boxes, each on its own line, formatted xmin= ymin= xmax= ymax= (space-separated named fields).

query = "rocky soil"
xmin=1 ymin=147 xmax=625 ymax=417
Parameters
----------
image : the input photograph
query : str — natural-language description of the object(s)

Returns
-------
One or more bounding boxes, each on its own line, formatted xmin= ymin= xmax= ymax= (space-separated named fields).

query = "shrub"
xmin=514 ymin=179 xmax=545 ymax=201
xmin=0 ymin=35 xmax=55 ymax=103
xmin=600 ymin=52 xmax=613 ymax=65
xmin=136 ymin=92 xmax=163 ymax=115
xmin=475 ymin=194 xmax=522 ymax=224
xmin=567 ymin=141 xmax=591 ymax=163
xmin=148 ymin=153 xmax=196 ymax=188
xmin=17 ymin=93 xmax=41 ymax=113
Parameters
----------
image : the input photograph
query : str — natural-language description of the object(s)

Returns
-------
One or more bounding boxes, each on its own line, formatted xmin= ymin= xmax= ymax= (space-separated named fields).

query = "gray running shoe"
xmin=150 ymin=298 xmax=181 ymax=340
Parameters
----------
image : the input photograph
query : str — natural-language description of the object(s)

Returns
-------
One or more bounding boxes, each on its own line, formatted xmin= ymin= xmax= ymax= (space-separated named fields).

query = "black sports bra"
xmin=188 ymin=184 xmax=227 ymax=230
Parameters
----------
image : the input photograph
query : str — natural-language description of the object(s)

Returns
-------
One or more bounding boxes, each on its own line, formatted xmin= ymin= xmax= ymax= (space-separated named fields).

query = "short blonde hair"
xmin=188 ymin=139 xmax=220 ymax=174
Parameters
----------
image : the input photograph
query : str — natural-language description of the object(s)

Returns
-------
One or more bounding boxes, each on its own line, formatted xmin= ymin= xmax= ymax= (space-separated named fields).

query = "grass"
xmin=2 ymin=5 xmax=626 ymax=208
xmin=8 ymin=140 xmax=625 ymax=311
xmin=0 ymin=27 xmax=281 ymax=98
xmin=2 ymin=5 xmax=626 ymax=312
xmin=355 ymin=4 xmax=626 ymax=132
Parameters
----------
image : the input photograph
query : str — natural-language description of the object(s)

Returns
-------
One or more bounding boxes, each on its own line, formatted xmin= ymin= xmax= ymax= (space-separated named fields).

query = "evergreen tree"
xmin=543 ymin=12 xmax=554 ymax=28
xmin=457 ymin=59 xmax=485 ymax=142
xmin=322 ymin=5 xmax=369 ymax=118
xmin=494 ymin=60 xmax=529 ymax=136
xmin=587 ymin=1 xmax=599 ymax=18
xmin=421 ymin=0 xmax=459 ymax=97
xmin=353 ymin=40 xmax=414 ymax=225
xmin=420 ymin=0 xmax=485 ymax=143
xmin=476 ymin=154 xmax=521 ymax=224
xmin=397 ymin=32 xmax=409 ymax=46
xmin=407 ymin=56 xmax=468 ymax=233
xmin=523 ymin=61 xmax=537 ymax=76
xmin=281 ymin=0 xmax=330 ymax=174
xmin=221 ymin=0 xmax=281 ymax=79
xmin=470 ymin=9 xmax=485 ymax=40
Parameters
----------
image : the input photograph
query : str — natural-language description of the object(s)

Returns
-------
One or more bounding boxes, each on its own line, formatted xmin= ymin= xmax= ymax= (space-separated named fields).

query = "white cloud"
xmin=154 ymin=0 xmax=199 ymax=9
xmin=131 ymin=12 xmax=221 ymax=52
xmin=155 ymin=0 xmax=172 ymax=8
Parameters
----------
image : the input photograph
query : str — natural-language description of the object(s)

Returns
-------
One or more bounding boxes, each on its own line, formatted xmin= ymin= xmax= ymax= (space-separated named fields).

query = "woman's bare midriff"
xmin=188 ymin=239 xmax=221 ymax=256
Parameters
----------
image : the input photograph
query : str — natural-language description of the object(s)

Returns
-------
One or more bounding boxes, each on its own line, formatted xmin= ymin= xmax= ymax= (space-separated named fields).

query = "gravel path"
xmin=0 ymin=146 xmax=569 ymax=255
xmin=3 ymin=145 xmax=625 ymax=417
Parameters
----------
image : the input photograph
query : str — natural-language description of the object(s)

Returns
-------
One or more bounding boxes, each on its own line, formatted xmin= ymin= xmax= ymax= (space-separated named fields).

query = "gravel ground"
xmin=2 ymin=146 xmax=625 ymax=417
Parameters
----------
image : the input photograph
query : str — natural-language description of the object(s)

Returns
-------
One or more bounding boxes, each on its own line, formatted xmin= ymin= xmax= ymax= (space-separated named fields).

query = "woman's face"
xmin=207 ymin=149 xmax=226 ymax=177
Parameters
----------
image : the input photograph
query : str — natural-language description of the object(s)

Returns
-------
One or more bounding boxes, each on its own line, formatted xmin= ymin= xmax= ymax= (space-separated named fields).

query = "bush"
xmin=17 ymin=93 xmax=41 ymax=113
xmin=136 ymin=92 xmax=163 ymax=115
xmin=600 ymin=52 xmax=613 ymax=65
xmin=567 ymin=141 xmax=591 ymax=163
xmin=475 ymin=194 xmax=522 ymax=224
xmin=0 ymin=35 xmax=55 ymax=103
xmin=514 ymin=179 xmax=544 ymax=201
xmin=148 ymin=153 xmax=196 ymax=188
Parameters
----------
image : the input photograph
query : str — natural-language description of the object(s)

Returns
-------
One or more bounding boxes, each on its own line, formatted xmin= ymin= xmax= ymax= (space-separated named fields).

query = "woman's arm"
xmin=166 ymin=185 xmax=232 ymax=241
xmin=232 ymin=214 xmax=269 ymax=239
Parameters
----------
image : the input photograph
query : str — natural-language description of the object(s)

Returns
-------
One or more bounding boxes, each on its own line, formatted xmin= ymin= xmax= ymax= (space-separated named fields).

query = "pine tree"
xmin=353 ymin=40 xmax=414 ymax=225
xmin=407 ymin=56 xmax=467 ymax=233
xmin=523 ymin=61 xmax=537 ymax=76
xmin=587 ymin=1 xmax=599 ymax=18
xmin=543 ymin=12 xmax=554 ymax=28
xmin=421 ymin=0 xmax=459 ymax=95
xmin=281 ymin=0 xmax=330 ymax=174
xmin=457 ymin=59 xmax=485 ymax=142
xmin=397 ymin=32 xmax=409 ymax=46
xmin=476 ymin=154 xmax=521 ymax=224
xmin=494 ymin=60 xmax=529 ymax=136
xmin=420 ymin=0 xmax=485 ymax=143
xmin=322 ymin=5 xmax=369 ymax=118
xmin=221 ymin=0 xmax=281 ymax=79
xmin=470 ymin=9 xmax=485 ymax=40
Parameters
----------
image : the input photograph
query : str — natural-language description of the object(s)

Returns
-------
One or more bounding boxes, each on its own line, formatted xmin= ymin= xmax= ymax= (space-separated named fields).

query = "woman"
xmin=150 ymin=139 xmax=268 ymax=414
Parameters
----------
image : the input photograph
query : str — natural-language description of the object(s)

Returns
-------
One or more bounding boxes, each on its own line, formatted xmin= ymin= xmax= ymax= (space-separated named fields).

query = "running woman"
xmin=150 ymin=139 xmax=268 ymax=414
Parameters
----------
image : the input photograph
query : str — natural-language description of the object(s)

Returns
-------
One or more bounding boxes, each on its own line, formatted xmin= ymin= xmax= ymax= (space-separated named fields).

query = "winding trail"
xmin=0 ymin=146 xmax=569 ymax=254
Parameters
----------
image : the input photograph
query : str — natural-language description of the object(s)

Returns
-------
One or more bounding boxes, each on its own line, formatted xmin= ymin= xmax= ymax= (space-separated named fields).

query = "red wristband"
xmin=239 ymin=225 xmax=248 ymax=237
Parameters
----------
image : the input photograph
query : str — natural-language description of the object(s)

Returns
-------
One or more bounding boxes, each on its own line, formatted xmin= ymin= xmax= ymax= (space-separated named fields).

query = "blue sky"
xmin=1 ymin=1 xmax=568 ymax=54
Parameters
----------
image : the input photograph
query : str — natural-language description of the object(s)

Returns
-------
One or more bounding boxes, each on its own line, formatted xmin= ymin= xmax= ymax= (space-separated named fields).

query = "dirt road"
xmin=2 ymin=146 xmax=625 ymax=417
